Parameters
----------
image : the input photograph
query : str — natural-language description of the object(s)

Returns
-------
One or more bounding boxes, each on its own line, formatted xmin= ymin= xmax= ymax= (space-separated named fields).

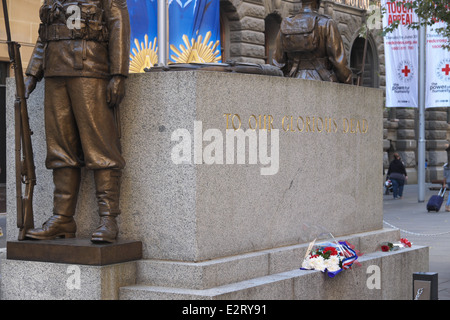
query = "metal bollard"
xmin=413 ymin=272 xmax=438 ymax=300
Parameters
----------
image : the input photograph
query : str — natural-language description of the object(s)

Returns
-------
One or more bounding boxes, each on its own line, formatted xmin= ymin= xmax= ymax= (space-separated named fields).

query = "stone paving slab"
xmin=383 ymin=183 xmax=450 ymax=300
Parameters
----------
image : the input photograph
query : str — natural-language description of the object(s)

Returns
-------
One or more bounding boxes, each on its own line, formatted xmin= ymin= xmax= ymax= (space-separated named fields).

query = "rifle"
xmin=2 ymin=0 xmax=36 ymax=240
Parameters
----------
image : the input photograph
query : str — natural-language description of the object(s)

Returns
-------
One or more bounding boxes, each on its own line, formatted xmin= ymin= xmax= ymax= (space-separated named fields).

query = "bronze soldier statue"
xmin=273 ymin=0 xmax=352 ymax=84
xmin=24 ymin=0 xmax=130 ymax=243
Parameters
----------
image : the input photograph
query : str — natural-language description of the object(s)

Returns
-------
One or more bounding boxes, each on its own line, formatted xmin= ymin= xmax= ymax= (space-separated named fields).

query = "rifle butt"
xmin=18 ymin=189 xmax=35 ymax=240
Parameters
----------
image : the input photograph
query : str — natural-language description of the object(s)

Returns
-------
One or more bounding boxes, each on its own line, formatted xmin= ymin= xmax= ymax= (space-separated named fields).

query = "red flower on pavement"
xmin=400 ymin=238 xmax=411 ymax=247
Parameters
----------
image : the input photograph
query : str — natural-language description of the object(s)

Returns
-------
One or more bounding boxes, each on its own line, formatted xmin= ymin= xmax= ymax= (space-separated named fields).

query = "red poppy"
xmin=323 ymin=247 xmax=338 ymax=255
xmin=400 ymin=238 xmax=411 ymax=247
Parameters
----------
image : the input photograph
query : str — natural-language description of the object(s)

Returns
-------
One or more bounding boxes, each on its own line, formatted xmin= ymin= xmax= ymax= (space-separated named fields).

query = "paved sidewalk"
xmin=383 ymin=183 xmax=450 ymax=300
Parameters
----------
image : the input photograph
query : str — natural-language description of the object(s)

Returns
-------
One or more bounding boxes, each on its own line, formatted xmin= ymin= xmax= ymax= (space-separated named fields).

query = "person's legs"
xmin=391 ymin=179 xmax=399 ymax=199
xmin=398 ymin=180 xmax=405 ymax=198
xmin=446 ymin=183 xmax=450 ymax=206
xmin=445 ymin=184 xmax=450 ymax=211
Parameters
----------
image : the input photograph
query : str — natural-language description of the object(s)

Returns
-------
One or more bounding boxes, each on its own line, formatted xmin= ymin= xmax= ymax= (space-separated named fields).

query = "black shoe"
xmin=26 ymin=215 xmax=76 ymax=240
xmin=91 ymin=216 xmax=118 ymax=243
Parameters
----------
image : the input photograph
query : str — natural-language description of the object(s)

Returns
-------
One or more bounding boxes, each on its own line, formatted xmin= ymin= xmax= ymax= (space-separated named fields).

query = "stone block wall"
xmin=395 ymin=109 xmax=417 ymax=181
xmin=221 ymin=0 xmax=368 ymax=65
xmin=0 ymin=0 xmax=41 ymax=72
xmin=383 ymin=108 xmax=450 ymax=184
xmin=425 ymin=109 xmax=450 ymax=181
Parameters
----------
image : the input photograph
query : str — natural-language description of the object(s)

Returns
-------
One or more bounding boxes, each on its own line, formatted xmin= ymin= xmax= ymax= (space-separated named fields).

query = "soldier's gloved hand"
xmin=25 ymin=76 xmax=38 ymax=99
xmin=107 ymin=75 xmax=126 ymax=108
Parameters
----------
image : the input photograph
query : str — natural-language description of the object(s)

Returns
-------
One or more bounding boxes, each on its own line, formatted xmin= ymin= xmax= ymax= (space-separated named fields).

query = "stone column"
xmin=424 ymin=109 xmax=450 ymax=182
xmin=228 ymin=1 xmax=266 ymax=64
xmin=383 ymin=108 xmax=398 ymax=175
xmin=395 ymin=108 xmax=417 ymax=183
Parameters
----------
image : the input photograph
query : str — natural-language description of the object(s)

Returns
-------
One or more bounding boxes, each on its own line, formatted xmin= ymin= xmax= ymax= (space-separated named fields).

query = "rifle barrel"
xmin=2 ymin=0 xmax=12 ymax=42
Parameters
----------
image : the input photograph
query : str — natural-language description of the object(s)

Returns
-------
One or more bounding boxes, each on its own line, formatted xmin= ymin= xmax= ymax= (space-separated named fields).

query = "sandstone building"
xmin=1 ymin=0 xmax=448 ymax=186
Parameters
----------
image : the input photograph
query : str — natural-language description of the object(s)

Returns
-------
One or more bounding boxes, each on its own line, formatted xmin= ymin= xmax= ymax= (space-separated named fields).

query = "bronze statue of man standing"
xmin=273 ymin=0 xmax=352 ymax=84
xmin=24 ymin=0 xmax=130 ymax=243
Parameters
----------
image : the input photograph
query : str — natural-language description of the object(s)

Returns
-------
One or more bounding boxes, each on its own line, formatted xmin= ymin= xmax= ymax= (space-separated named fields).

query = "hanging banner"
xmin=128 ymin=0 xmax=158 ymax=73
xmin=168 ymin=0 xmax=221 ymax=64
xmin=426 ymin=20 xmax=450 ymax=108
xmin=382 ymin=0 xmax=419 ymax=108
xmin=128 ymin=0 xmax=222 ymax=73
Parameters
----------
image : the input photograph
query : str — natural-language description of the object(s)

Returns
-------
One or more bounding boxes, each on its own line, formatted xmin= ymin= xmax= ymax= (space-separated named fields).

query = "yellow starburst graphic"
xmin=130 ymin=35 xmax=158 ymax=73
xmin=170 ymin=31 xmax=221 ymax=64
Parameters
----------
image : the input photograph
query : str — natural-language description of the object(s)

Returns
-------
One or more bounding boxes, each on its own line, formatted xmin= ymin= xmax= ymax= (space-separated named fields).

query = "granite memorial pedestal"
xmin=1 ymin=71 xmax=428 ymax=299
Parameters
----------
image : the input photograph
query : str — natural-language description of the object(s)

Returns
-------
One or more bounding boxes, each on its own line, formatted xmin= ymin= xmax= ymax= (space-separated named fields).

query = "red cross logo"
xmin=401 ymin=66 xmax=411 ymax=77
xmin=442 ymin=64 xmax=450 ymax=76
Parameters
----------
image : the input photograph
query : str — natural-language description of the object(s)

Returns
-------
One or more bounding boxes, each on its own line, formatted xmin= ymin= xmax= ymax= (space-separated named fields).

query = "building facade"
xmin=0 ymin=0 xmax=42 ymax=185
xmin=0 ymin=0 xmax=448 ymax=186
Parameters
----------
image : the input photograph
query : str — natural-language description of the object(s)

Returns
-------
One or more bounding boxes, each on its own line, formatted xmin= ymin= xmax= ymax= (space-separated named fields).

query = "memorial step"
xmin=128 ymin=228 xmax=401 ymax=291
xmin=118 ymin=245 xmax=429 ymax=300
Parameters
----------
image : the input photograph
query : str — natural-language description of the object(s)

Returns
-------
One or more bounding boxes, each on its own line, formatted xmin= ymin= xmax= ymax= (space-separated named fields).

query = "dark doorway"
xmin=265 ymin=14 xmax=281 ymax=65
xmin=350 ymin=36 xmax=379 ymax=88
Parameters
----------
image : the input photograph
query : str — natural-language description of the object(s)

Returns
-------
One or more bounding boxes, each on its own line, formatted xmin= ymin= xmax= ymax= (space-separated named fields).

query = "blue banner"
xmin=128 ymin=0 xmax=158 ymax=73
xmin=128 ymin=0 xmax=222 ymax=73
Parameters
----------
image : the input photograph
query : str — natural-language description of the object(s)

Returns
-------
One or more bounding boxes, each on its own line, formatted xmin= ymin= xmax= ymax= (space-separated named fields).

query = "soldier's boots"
xmin=26 ymin=167 xmax=80 ymax=240
xmin=25 ymin=168 xmax=121 ymax=242
xmin=91 ymin=169 xmax=121 ymax=243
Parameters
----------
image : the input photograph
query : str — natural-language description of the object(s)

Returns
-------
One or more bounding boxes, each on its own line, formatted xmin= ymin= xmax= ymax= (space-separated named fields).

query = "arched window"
xmin=350 ymin=36 xmax=379 ymax=87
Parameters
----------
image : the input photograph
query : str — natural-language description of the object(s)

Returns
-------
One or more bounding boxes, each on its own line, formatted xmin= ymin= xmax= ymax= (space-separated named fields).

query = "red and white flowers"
xmin=301 ymin=241 xmax=359 ymax=278
xmin=302 ymin=246 xmax=342 ymax=272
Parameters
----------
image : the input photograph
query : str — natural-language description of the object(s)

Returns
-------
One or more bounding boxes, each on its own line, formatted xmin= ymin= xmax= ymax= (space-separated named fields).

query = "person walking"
xmin=442 ymin=163 xmax=450 ymax=211
xmin=386 ymin=153 xmax=408 ymax=199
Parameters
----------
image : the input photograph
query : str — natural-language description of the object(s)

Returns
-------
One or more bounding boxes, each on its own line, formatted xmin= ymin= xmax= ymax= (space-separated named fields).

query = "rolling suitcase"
xmin=427 ymin=188 xmax=446 ymax=212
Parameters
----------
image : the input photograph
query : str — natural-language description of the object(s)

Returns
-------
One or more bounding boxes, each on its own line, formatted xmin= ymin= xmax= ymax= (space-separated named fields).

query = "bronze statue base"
xmin=6 ymin=238 xmax=142 ymax=266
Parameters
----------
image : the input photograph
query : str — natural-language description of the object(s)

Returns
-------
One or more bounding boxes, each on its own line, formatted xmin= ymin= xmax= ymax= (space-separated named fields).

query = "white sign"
xmin=382 ymin=0 xmax=419 ymax=108
xmin=426 ymin=20 xmax=450 ymax=108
